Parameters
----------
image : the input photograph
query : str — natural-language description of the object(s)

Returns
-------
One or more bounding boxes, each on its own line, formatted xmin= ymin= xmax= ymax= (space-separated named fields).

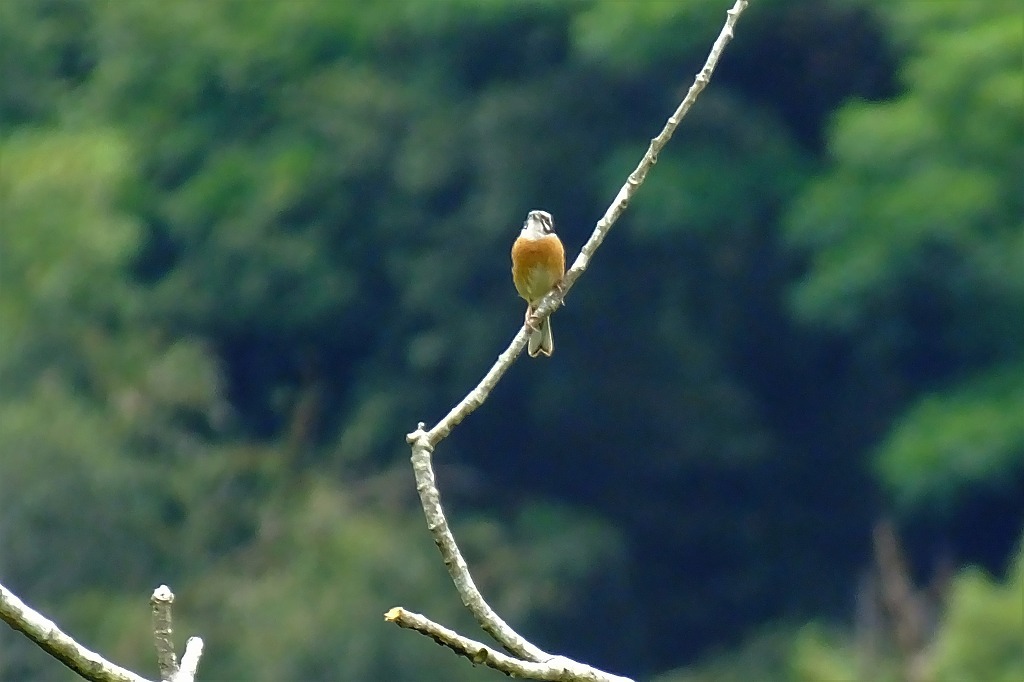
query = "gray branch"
xmin=151 ymin=585 xmax=178 ymax=681
xmin=1 ymin=581 xmax=150 ymax=682
xmin=386 ymin=608 xmax=632 ymax=682
xmin=0 ymin=581 xmax=203 ymax=682
xmin=173 ymin=638 xmax=204 ymax=682
xmin=149 ymin=584 xmax=204 ymax=682
xmin=395 ymin=2 xmax=749 ymax=681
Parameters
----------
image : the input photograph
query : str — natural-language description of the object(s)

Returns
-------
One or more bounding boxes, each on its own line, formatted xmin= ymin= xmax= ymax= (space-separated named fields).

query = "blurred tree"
xmin=0 ymin=0 xmax=98 ymax=125
xmin=929 ymin=537 xmax=1024 ymax=682
xmin=785 ymin=0 xmax=1024 ymax=539
xmin=81 ymin=6 xmax=796 ymax=673
xmin=655 ymin=533 xmax=1024 ymax=682
xmin=0 ymin=127 xmax=216 ymax=675
xmin=0 ymin=2 xmax=638 ymax=679
xmin=653 ymin=2 xmax=1024 ymax=678
xmin=787 ymin=534 xmax=1024 ymax=682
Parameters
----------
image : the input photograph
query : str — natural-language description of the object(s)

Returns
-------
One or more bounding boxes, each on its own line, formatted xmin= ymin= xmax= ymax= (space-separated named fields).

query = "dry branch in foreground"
xmin=0 ymin=582 xmax=202 ymax=682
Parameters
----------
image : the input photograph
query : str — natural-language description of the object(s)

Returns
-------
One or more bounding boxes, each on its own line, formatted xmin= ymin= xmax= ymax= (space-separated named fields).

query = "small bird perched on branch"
xmin=511 ymin=210 xmax=565 ymax=357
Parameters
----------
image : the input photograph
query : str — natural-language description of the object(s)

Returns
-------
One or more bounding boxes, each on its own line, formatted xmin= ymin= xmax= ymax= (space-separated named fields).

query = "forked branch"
xmin=0 ymin=582 xmax=202 ymax=682
xmin=395 ymin=2 xmax=750 ymax=680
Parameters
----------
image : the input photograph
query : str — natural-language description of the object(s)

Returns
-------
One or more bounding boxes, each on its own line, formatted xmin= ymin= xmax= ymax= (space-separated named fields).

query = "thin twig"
xmin=386 ymin=608 xmax=632 ymax=682
xmin=873 ymin=521 xmax=931 ymax=682
xmin=0 ymin=581 xmax=152 ymax=682
xmin=1 ymin=581 xmax=203 ymax=682
xmin=172 ymin=638 xmax=204 ymax=682
xmin=150 ymin=585 xmax=178 ymax=681
xmin=398 ymin=2 xmax=749 ymax=680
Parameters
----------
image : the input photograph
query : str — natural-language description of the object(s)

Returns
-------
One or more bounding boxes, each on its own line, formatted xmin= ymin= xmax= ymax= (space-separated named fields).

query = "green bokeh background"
xmin=1 ymin=1 xmax=1021 ymax=680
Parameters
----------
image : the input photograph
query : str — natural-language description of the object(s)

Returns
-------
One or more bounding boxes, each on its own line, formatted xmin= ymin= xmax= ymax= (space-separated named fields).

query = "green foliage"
xmin=2 ymin=0 xmax=1021 ymax=680
xmin=571 ymin=0 xmax=725 ymax=73
xmin=0 ymin=0 xmax=97 ymax=125
xmin=0 ymin=4 xmax=650 ymax=678
xmin=877 ymin=365 xmax=1024 ymax=507
xmin=662 ymin=535 xmax=1024 ymax=681
xmin=785 ymin=0 xmax=1024 ymax=512
xmin=650 ymin=628 xmax=795 ymax=682
xmin=931 ymin=538 xmax=1024 ymax=682
xmin=786 ymin=537 xmax=1024 ymax=682
xmin=0 ymin=129 xmax=139 ymax=369
xmin=788 ymin=623 xmax=881 ymax=682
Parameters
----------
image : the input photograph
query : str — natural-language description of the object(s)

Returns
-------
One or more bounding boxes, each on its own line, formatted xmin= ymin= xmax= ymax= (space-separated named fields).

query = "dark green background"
xmin=1 ymin=1 xmax=1021 ymax=680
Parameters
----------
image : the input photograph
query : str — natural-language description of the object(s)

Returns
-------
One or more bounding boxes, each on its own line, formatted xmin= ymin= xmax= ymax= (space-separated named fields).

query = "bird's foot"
xmin=524 ymin=308 xmax=540 ymax=333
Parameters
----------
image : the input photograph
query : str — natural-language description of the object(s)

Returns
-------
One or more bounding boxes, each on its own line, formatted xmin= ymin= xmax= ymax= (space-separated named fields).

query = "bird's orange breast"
xmin=511 ymin=234 xmax=565 ymax=303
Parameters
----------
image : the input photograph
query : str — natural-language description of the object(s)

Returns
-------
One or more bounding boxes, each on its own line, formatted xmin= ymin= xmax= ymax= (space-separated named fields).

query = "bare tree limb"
xmin=150 ymin=585 xmax=178 ymax=681
xmin=396 ymin=2 xmax=749 ymax=680
xmin=172 ymin=638 xmax=204 ymax=682
xmin=1 ymin=581 xmax=203 ymax=682
xmin=406 ymin=422 xmax=551 ymax=661
xmin=1 ymin=580 xmax=152 ymax=682
xmin=386 ymin=608 xmax=632 ymax=682
xmin=873 ymin=521 xmax=932 ymax=682
xmin=149 ymin=584 xmax=204 ymax=682
xmin=4 ymin=2 xmax=749 ymax=680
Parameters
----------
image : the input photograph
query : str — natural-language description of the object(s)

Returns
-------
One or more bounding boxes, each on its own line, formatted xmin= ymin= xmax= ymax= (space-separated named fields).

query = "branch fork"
xmin=150 ymin=586 xmax=204 ymax=682
xmin=393 ymin=3 xmax=749 ymax=680
xmin=1 ymin=582 xmax=203 ymax=682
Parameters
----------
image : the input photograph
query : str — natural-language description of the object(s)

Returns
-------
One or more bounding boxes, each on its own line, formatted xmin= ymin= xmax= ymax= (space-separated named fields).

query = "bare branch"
xmin=425 ymin=0 xmax=748 ymax=446
xmin=172 ymin=638 xmax=204 ymax=682
xmin=397 ymin=2 xmax=749 ymax=680
xmin=1 ymin=581 xmax=203 ymax=682
xmin=406 ymin=424 xmax=550 ymax=661
xmin=150 ymin=585 xmax=178 ymax=681
xmin=0 ymin=581 xmax=153 ymax=682
xmin=873 ymin=521 xmax=932 ymax=682
xmin=385 ymin=608 xmax=632 ymax=682
xmin=148 ymin=584 xmax=203 ymax=682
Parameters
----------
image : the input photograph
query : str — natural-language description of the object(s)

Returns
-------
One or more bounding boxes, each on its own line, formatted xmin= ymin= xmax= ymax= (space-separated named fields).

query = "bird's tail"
xmin=528 ymin=315 xmax=553 ymax=357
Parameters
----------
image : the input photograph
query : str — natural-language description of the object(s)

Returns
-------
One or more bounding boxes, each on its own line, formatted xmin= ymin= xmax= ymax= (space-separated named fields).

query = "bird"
xmin=511 ymin=209 xmax=565 ymax=357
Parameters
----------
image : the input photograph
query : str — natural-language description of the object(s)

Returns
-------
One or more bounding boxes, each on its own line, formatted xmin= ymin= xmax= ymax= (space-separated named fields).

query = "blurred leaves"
xmin=931 ymin=541 xmax=1024 ymax=682
xmin=0 ymin=129 xmax=139 ymax=369
xmin=785 ymin=0 xmax=1024 ymax=512
xmin=661 ymin=535 xmax=1024 ymax=682
xmin=786 ymin=3 xmax=1023 ymax=336
xmin=1 ymin=0 xmax=1021 ymax=680
xmin=571 ymin=0 xmax=723 ymax=74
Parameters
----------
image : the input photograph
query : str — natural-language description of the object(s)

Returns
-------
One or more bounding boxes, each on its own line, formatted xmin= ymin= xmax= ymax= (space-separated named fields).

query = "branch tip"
xmin=151 ymin=585 xmax=174 ymax=605
xmin=173 ymin=637 xmax=204 ymax=682
xmin=1 ymin=580 xmax=152 ymax=682
xmin=406 ymin=423 xmax=430 ymax=445
xmin=151 ymin=584 xmax=178 ymax=681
